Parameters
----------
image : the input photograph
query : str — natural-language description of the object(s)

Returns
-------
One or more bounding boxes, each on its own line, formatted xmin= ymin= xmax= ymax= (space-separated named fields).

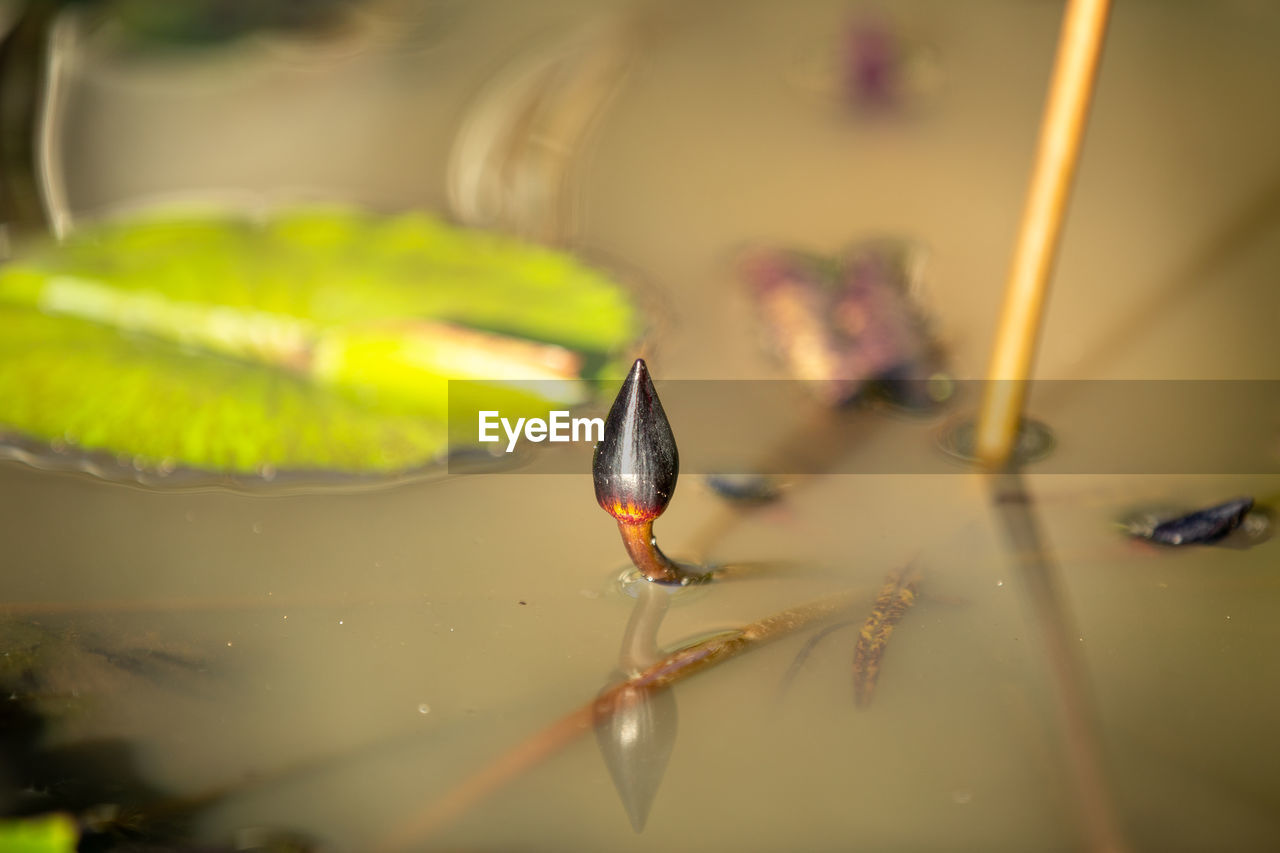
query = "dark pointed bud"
xmin=593 ymin=359 xmax=679 ymax=524
xmin=593 ymin=681 xmax=678 ymax=832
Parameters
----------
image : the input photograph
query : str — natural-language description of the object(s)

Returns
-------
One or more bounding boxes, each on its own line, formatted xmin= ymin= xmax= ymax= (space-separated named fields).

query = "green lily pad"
xmin=0 ymin=206 xmax=640 ymax=484
xmin=0 ymin=815 xmax=78 ymax=853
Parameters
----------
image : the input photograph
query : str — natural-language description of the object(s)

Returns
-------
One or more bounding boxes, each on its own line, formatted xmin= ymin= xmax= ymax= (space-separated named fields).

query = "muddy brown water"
xmin=3 ymin=1 xmax=1280 ymax=850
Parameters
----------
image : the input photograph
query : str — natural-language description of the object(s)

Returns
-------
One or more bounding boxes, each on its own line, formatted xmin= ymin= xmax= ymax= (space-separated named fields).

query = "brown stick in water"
xmin=851 ymin=564 xmax=921 ymax=708
xmin=374 ymin=586 xmax=867 ymax=852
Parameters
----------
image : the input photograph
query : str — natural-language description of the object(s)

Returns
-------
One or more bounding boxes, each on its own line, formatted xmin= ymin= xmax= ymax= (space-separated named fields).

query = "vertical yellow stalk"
xmin=975 ymin=0 xmax=1112 ymax=468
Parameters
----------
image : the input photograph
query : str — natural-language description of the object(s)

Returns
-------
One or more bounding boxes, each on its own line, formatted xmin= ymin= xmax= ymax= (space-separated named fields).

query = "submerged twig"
xmin=775 ymin=564 xmax=922 ymax=708
xmin=851 ymin=564 xmax=920 ymax=708
xmin=375 ymin=586 xmax=868 ymax=852
xmin=775 ymin=619 xmax=856 ymax=698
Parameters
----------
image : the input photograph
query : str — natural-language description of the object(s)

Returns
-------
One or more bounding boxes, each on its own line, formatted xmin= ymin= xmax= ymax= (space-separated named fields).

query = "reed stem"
xmin=975 ymin=0 xmax=1111 ymax=469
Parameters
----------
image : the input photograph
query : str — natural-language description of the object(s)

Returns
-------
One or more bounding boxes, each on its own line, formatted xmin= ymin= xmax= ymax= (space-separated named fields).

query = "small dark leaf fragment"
xmin=1142 ymin=497 xmax=1254 ymax=546
xmin=705 ymin=473 xmax=783 ymax=506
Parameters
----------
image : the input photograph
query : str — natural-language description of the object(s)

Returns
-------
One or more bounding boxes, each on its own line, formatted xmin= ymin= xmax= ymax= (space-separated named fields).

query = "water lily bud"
xmin=593 ymin=359 xmax=679 ymax=524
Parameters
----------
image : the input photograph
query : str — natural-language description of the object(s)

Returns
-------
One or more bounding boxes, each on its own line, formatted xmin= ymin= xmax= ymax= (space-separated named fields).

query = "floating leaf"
xmin=0 ymin=815 xmax=79 ymax=853
xmin=0 ymin=207 xmax=640 ymax=483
